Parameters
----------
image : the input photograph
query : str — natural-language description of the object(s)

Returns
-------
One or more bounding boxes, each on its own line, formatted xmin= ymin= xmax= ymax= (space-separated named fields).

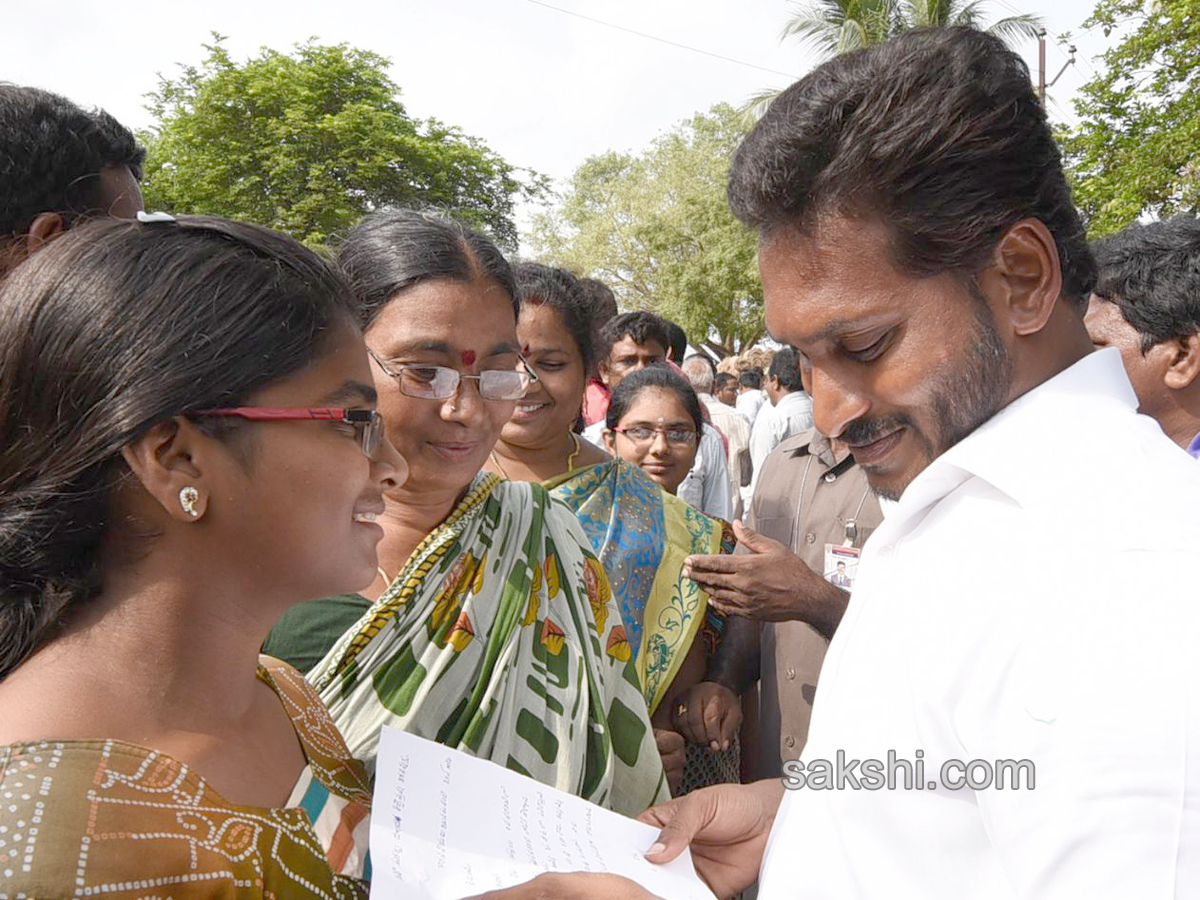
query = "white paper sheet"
xmin=368 ymin=726 xmax=718 ymax=900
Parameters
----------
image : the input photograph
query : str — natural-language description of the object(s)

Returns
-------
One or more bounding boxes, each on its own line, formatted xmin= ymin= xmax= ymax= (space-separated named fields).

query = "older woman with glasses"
xmin=265 ymin=211 xmax=668 ymax=817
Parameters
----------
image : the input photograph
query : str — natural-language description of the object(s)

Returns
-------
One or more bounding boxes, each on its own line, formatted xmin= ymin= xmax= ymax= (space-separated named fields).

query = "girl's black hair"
xmin=513 ymin=262 xmax=596 ymax=374
xmin=605 ymin=365 xmax=704 ymax=434
xmin=0 ymin=214 xmax=356 ymax=678
xmin=336 ymin=209 xmax=518 ymax=328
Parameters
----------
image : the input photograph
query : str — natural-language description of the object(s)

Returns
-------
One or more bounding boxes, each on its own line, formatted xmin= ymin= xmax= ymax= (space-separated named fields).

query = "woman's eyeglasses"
xmin=368 ymin=349 xmax=537 ymax=401
xmin=194 ymin=407 xmax=384 ymax=459
xmin=612 ymin=424 xmax=698 ymax=447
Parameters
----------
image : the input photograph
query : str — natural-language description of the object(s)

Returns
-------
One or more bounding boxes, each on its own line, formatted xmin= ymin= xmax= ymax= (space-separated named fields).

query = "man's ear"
xmin=1164 ymin=332 xmax=1200 ymax=391
xmin=119 ymin=417 xmax=212 ymax=523
xmin=599 ymin=361 xmax=613 ymax=389
xmin=25 ymin=212 xmax=68 ymax=257
xmin=980 ymin=218 xmax=1062 ymax=338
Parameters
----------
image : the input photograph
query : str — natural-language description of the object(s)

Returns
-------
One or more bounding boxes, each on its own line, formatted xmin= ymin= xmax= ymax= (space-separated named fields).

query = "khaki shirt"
xmin=746 ymin=429 xmax=883 ymax=780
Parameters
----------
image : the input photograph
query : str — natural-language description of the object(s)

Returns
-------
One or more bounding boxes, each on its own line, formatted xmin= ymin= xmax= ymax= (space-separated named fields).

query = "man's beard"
xmin=844 ymin=300 xmax=1014 ymax=502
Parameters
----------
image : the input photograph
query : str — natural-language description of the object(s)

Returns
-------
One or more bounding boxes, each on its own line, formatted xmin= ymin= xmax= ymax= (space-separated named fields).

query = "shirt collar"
xmin=1187 ymin=430 xmax=1200 ymax=460
xmin=888 ymin=349 xmax=1138 ymax=522
xmin=775 ymin=391 xmax=810 ymax=410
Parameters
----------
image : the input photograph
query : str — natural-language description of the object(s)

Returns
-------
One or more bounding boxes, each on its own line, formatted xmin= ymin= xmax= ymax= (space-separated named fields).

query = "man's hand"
xmin=671 ymin=682 xmax=742 ymax=753
xmin=684 ymin=520 xmax=848 ymax=638
xmin=464 ymin=873 xmax=660 ymax=900
xmin=654 ymin=728 xmax=686 ymax=795
xmin=639 ymin=779 xmax=785 ymax=899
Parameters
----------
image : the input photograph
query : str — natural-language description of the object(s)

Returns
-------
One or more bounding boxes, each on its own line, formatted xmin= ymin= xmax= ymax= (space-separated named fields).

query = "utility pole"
xmin=1038 ymin=28 xmax=1047 ymax=103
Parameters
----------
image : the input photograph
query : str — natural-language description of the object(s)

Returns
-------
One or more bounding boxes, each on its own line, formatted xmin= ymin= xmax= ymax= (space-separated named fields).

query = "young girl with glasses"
xmin=604 ymin=365 xmax=745 ymax=796
xmin=0 ymin=214 xmax=405 ymax=896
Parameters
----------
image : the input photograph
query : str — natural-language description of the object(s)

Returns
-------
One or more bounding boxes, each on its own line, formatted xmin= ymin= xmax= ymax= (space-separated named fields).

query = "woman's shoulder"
xmin=0 ymin=739 xmax=368 ymax=899
xmin=257 ymin=656 xmax=373 ymax=804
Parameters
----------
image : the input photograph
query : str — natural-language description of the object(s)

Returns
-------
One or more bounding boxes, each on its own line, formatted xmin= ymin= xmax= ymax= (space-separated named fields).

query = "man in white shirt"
xmin=746 ymin=348 xmax=813 ymax=505
xmin=683 ymin=354 xmax=750 ymax=520
xmin=735 ymin=368 xmax=767 ymax=426
xmin=493 ymin=27 xmax=1200 ymax=900
xmin=1084 ymin=217 xmax=1200 ymax=459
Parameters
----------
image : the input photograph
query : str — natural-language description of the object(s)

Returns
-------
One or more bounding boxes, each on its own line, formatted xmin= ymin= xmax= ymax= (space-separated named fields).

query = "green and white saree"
xmin=307 ymin=473 xmax=668 ymax=817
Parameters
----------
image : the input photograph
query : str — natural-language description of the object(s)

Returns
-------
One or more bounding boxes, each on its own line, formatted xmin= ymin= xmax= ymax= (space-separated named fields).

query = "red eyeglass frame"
xmin=193 ymin=407 xmax=383 ymax=458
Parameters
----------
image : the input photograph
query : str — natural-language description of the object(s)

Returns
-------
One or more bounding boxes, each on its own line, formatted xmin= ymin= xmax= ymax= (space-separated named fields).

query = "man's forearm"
xmin=801 ymin=578 xmax=850 ymax=642
xmin=705 ymin=615 xmax=760 ymax=693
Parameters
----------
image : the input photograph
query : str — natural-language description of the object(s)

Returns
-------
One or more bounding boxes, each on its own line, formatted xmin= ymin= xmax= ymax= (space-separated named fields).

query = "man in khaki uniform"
xmin=684 ymin=428 xmax=882 ymax=779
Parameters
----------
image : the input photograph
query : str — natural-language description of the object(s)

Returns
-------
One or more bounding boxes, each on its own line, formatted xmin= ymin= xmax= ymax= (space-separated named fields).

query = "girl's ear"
xmin=120 ymin=417 xmax=213 ymax=523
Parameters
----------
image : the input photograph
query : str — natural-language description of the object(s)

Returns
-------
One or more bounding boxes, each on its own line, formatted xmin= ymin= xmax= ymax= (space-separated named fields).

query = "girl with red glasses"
xmin=0 ymin=214 xmax=404 ymax=896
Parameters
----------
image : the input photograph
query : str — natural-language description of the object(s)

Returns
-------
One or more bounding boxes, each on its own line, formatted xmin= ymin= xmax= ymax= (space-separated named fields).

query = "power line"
xmin=524 ymin=0 xmax=800 ymax=80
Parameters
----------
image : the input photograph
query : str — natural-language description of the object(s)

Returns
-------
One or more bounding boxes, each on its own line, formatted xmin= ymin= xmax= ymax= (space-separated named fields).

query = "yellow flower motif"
xmin=540 ymin=617 xmax=565 ymax=656
xmin=448 ymin=613 xmax=475 ymax=653
xmin=544 ymin=553 xmax=561 ymax=598
xmin=521 ymin=589 xmax=540 ymax=627
xmin=529 ymin=560 xmax=543 ymax=595
xmin=605 ymin=625 xmax=632 ymax=663
xmin=582 ymin=556 xmax=611 ymax=634
xmin=471 ymin=551 xmax=487 ymax=596
xmin=430 ymin=552 xmax=472 ymax=633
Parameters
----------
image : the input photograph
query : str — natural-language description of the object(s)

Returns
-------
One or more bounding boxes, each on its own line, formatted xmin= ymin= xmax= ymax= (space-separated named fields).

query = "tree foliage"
xmin=779 ymin=0 xmax=1042 ymax=58
xmin=743 ymin=0 xmax=1042 ymax=119
xmin=1061 ymin=0 xmax=1200 ymax=238
xmin=140 ymin=36 xmax=545 ymax=249
xmin=530 ymin=104 xmax=763 ymax=358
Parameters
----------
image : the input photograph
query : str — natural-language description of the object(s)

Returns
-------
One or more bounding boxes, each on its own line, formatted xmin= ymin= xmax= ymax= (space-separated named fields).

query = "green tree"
xmin=745 ymin=0 xmax=1042 ymax=117
xmin=781 ymin=0 xmax=1041 ymax=56
xmin=1062 ymin=0 xmax=1200 ymax=237
xmin=140 ymin=37 xmax=545 ymax=249
xmin=530 ymin=104 xmax=763 ymax=358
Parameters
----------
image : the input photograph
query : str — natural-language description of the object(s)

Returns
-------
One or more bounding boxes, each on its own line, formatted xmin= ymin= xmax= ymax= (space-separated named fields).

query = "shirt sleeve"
xmin=700 ymin=425 xmax=732 ymax=520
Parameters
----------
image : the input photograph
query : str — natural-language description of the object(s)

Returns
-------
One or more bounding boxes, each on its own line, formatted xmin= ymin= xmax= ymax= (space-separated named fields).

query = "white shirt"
xmin=678 ymin=422 xmax=733 ymax=521
xmin=747 ymin=391 xmax=814 ymax=503
xmin=701 ymin=394 xmax=752 ymax=520
xmin=736 ymin=389 xmax=767 ymax=426
xmin=758 ymin=350 xmax=1200 ymax=899
xmin=582 ymin=419 xmax=733 ymax=521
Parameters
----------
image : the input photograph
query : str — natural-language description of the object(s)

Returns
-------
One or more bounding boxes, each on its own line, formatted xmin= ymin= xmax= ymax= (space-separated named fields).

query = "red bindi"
xmin=460 ymin=350 xmax=476 ymax=366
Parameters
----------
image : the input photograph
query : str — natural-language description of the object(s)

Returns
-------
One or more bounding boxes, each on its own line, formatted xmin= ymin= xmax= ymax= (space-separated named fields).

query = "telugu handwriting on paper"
xmin=369 ymin=726 xmax=717 ymax=900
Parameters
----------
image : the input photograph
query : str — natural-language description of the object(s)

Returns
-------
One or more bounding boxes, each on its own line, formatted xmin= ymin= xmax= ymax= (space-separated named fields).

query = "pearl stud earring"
xmin=179 ymin=486 xmax=201 ymax=518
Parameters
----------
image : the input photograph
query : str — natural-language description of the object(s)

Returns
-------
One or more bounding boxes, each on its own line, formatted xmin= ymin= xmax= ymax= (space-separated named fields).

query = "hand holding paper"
xmin=369 ymin=726 xmax=719 ymax=900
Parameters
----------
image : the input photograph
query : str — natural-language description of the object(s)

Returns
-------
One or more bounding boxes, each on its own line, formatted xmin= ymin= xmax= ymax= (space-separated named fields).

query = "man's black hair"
xmin=1 ymin=84 xmax=145 ymax=236
xmin=1091 ymin=216 xmax=1200 ymax=354
xmin=727 ymin=27 xmax=1095 ymax=307
xmin=663 ymin=319 xmax=688 ymax=361
xmin=768 ymin=347 xmax=803 ymax=392
xmin=738 ymin=367 xmax=763 ymax=390
xmin=598 ymin=311 xmax=670 ymax=363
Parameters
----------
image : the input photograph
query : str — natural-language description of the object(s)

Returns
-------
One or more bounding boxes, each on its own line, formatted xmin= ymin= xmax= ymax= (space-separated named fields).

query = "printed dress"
xmin=0 ymin=658 xmax=371 ymax=899
xmin=307 ymin=473 xmax=669 ymax=818
xmin=544 ymin=459 xmax=735 ymax=715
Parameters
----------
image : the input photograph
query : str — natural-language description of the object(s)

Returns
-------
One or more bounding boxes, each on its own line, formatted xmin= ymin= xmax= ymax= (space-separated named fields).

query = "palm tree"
xmin=743 ymin=0 xmax=1043 ymax=120
xmin=898 ymin=0 xmax=1042 ymax=45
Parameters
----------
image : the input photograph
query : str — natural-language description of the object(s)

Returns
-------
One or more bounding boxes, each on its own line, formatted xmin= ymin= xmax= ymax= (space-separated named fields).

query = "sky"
xmin=4 ymin=0 xmax=1111 ymax=243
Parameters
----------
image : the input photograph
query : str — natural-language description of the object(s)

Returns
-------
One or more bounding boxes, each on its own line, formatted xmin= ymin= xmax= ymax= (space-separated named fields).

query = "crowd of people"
xmin=1 ymin=23 xmax=1199 ymax=900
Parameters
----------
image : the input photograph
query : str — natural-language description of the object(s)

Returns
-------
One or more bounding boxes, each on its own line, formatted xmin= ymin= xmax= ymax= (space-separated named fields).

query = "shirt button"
xmin=784 ymin=736 xmax=796 ymax=749
xmin=805 ymin=532 xmax=816 ymax=544
xmin=824 ymin=472 xmax=837 ymax=483
xmin=786 ymin=667 xmax=796 ymax=680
